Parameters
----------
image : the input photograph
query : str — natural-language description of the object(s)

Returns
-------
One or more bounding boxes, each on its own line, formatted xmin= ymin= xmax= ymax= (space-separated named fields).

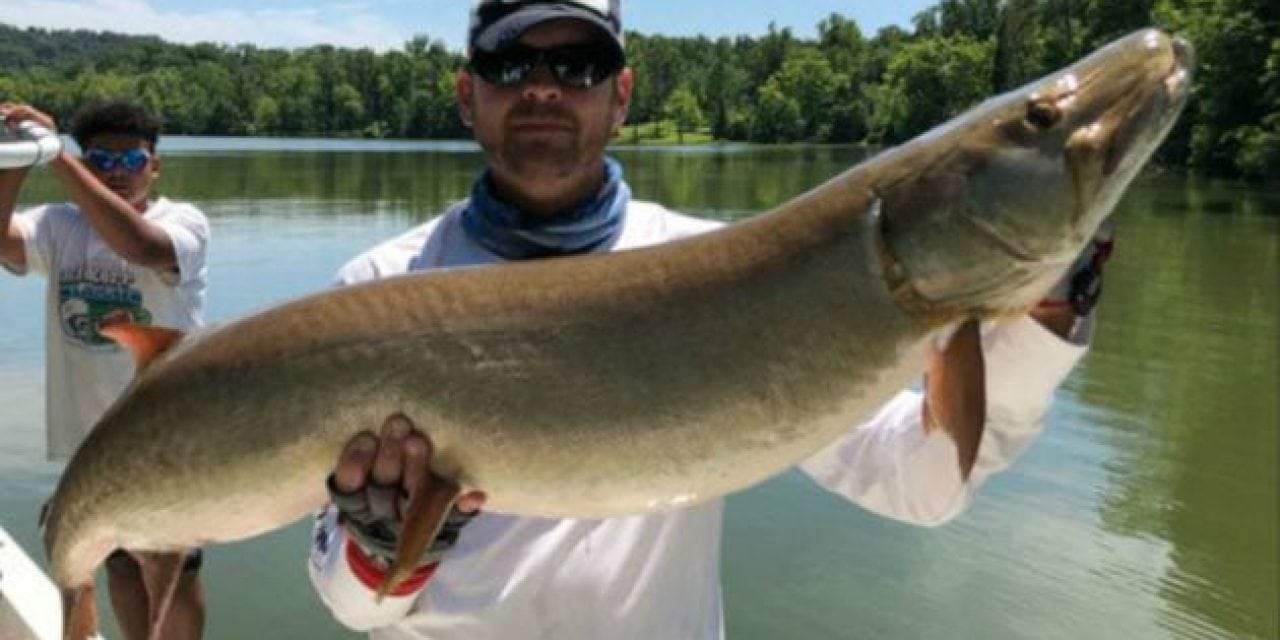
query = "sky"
xmin=0 ymin=1 xmax=934 ymax=53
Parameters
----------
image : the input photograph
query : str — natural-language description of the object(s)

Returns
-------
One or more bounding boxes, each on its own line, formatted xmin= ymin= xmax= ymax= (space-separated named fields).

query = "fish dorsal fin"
xmin=99 ymin=322 xmax=185 ymax=372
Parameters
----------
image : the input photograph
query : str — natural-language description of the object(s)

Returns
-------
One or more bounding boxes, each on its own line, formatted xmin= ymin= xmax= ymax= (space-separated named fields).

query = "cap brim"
xmin=472 ymin=6 xmax=622 ymax=55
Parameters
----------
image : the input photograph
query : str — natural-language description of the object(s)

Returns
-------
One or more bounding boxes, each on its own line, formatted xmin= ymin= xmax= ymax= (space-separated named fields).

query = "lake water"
xmin=1 ymin=139 xmax=1276 ymax=639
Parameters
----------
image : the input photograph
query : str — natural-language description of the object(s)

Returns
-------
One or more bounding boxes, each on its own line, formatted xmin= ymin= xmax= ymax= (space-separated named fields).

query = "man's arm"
xmin=802 ymin=227 xmax=1114 ymax=525
xmin=801 ymin=315 xmax=1088 ymax=526
xmin=310 ymin=505 xmax=422 ymax=631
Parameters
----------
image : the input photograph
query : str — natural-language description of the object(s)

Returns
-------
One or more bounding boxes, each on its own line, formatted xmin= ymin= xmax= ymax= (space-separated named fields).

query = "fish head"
xmin=877 ymin=29 xmax=1193 ymax=318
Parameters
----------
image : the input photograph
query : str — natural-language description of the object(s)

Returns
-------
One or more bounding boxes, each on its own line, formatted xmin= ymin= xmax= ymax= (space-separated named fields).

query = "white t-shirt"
xmin=310 ymin=199 xmax=1086 ymax=640
xmin=9 ymin=197 xmax=209 ymax=459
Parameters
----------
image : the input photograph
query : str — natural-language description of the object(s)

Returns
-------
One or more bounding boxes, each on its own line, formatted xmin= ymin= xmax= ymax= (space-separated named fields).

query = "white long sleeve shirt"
xmin=309 ymin=200 xmax=1087 ymax=640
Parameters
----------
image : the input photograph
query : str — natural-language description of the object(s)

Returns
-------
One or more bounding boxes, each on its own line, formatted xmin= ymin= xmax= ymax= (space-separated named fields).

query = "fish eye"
xmin=1025 ymin=99 xmax=1062 ymax=130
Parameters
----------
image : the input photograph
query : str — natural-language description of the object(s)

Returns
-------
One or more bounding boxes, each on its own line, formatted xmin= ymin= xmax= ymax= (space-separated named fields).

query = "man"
xmin=0 ymin=100 xmax=210 ymax=640
xmin=308 ymin=1 xmax=1110 ymax=638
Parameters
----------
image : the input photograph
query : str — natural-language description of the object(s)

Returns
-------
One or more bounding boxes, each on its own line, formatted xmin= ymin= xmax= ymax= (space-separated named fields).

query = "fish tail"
xmin=376 ymin=477 xmax=461 ymax=601
xmin=60 ymin=584 xmax=98 ymax=640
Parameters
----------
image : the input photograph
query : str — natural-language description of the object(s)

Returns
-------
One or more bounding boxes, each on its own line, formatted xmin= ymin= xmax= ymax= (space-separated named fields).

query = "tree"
xmin=1083 ymin=0 xmax=1157 ymax=47
xmin=875 ymin=35 xmax=995 ymax=141
xmin=703 ymin=41 xmax=751 ymax=139
xmin=272 ymin=64 xmax=321 ymax=135
xmin=626 ymin=34 xmax=689 ymax=126
xmin=1155 ymin=0 xmax=1278 ymax=177
xmin=764 ymin=48 xmax=849 ymax=141
xmin=250 ymin=95 xmax=280 ymax=135
xmin=663 ymin=85 xmax=704 ymax=143
xmin=2 ymin=7 xmax=1275 ymax=179
xmin=936 ymin=0 xmax=1002 ymax=40
xmin=750 ymin=82 xmax=803 ymax=143
xmin=818 ymin=13 xmax=865 ymax=71
xmin=1231 ymin=30 xmax=1280 ymax=179
xmin=1040 ymin=0 xmax=1087 ymax=69
xmin=991 ymin=0 xmax=1045 ymax=90
xmin=134 ymin=67 xmax=188 ymax=130
xmin=748 ymin=23 xmax=796 ymax=92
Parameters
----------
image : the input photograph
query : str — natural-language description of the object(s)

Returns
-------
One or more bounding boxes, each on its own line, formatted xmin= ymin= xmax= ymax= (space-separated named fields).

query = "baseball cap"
xmin=469 ymin=0 xmax=624 ymax=56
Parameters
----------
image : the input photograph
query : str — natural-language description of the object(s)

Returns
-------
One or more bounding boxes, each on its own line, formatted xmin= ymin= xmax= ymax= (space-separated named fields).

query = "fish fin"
xmin=60 ymin=584 xmax=98 ymax=640
xmin=377 ymin=477 xmax=460 ymax=602
xmin=922 ymin=319 xmax=986 ymax=480
xmin=138 ymin=550 xmax=189 ymax=640
xmin=98 ymin=322 xmax=184 ymax=372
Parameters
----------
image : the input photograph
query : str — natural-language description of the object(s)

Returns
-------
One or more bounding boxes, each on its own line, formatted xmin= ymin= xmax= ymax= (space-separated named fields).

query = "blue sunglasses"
xmin=83 ymin=147 xmax=152 ymax=173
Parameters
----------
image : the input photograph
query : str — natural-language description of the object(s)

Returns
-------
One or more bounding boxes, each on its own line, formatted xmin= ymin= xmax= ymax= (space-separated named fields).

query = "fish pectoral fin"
xmin=922 ymin=319 xmax=986 ymax=481
xmin=60 ymin=584 xmax=98 ymax=640
xmin=98 ymin=322 xmax=185 ymax=372
xmin=377 ymin=477 xmax=461 ymax=602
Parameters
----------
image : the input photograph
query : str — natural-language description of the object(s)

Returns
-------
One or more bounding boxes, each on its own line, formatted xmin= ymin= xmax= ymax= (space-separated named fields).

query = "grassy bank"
xmin=618 ymin=121 xmax=716 ymax=145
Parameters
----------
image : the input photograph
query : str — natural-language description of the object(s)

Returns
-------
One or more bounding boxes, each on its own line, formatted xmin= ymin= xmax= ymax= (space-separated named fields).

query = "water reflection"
xmin=1083 ymin=175 xmax=1279 ymax=639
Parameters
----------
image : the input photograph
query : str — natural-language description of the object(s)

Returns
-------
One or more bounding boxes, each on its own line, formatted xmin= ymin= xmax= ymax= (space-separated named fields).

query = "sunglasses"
xmin=83 ymin=147 xmax=152 ymax=174
xmin=469 ymin=42 xmax=624 ymax=89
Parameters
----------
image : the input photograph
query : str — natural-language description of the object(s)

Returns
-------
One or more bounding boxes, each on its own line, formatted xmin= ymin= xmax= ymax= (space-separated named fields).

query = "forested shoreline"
xmin=1 ymin=0 xmax=1276 ymax=181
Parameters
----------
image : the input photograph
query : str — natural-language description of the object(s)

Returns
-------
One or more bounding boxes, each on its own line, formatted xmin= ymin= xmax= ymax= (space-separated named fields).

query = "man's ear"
xmin=612 ymin=67 xmax=634 ymax=133
xmin=457 ymin=70 xmax=475 ymax=129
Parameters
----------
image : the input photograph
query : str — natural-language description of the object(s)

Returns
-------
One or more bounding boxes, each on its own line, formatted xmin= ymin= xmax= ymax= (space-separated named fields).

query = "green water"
xmin=0 ymin=139 xmax=1275 ymax=639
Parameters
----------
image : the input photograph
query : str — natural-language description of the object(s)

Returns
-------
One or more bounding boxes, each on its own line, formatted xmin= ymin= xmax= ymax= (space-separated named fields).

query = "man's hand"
xmin=329 ymin=415 xmax=485 ymax=568
xmin=1032 ymin=219 xmax=1116 ymax=339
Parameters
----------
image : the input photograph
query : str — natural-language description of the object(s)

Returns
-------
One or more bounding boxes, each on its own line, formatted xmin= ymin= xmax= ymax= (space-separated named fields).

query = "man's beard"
xmin=496 ymin=103 xmax=610 ymax=180
xmin=501 ymin=136 xmax=580 ymax=179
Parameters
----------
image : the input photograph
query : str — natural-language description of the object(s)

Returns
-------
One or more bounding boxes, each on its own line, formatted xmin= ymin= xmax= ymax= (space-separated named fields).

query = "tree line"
xmin=0 ymin=0 xmax=1276 ymax=181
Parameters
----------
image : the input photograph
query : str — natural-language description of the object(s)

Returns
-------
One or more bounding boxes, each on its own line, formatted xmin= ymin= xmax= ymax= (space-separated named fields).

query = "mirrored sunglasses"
xmin=83 ymin=147 xmax=151 ymax=174
xmin=469 ymin=42 xmax=624 ymax=89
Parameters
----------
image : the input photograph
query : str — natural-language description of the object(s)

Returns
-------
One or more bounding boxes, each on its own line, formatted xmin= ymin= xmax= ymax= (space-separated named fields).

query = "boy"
xmin=0 ymin=99 xmax=209 ymax=640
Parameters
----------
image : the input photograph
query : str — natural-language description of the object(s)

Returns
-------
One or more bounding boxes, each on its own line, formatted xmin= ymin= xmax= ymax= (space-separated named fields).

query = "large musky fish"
xmin=42 ymin=29 xmax=1191 ymax=639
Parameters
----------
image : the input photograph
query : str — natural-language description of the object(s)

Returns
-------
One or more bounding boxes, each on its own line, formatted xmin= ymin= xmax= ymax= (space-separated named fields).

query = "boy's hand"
xmin=0 ymin=103 xmax=58 ymax=135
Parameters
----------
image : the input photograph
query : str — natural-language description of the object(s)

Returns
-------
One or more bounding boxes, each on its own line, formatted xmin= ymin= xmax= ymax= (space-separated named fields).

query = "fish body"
xmin=43 ymin=29 xmax=1192 ymax=609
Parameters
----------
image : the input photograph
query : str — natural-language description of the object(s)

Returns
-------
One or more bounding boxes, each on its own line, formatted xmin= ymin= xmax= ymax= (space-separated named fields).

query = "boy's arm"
xmin=2 ymin=103 xmax=178 ymax=273
xmin=0 ymin=166 xmax=29 ymax=272
xmin=48 ymin=153 xmax=179 ymax=273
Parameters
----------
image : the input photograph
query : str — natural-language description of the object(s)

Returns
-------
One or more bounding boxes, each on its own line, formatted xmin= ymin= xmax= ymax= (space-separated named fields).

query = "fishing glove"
xmin=1043 ymin=218 xmax=1116 ymax=317
xmin=326 ymin=474 xmax=476 ymax=568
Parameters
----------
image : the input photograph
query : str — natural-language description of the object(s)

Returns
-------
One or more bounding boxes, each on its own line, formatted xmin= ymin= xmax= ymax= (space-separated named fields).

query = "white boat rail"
xmin=0 ymin=117 xmax=64 ymax=169
xmin=1 ymin=525 xmax=62 ymax=640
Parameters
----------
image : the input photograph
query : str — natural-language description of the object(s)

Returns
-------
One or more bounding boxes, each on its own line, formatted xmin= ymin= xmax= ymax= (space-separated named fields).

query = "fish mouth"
xmin=1166 ymin=37 xmax=1195 ymax=100
xmin=1101 ymin=35 xmax=1194 ymax=176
